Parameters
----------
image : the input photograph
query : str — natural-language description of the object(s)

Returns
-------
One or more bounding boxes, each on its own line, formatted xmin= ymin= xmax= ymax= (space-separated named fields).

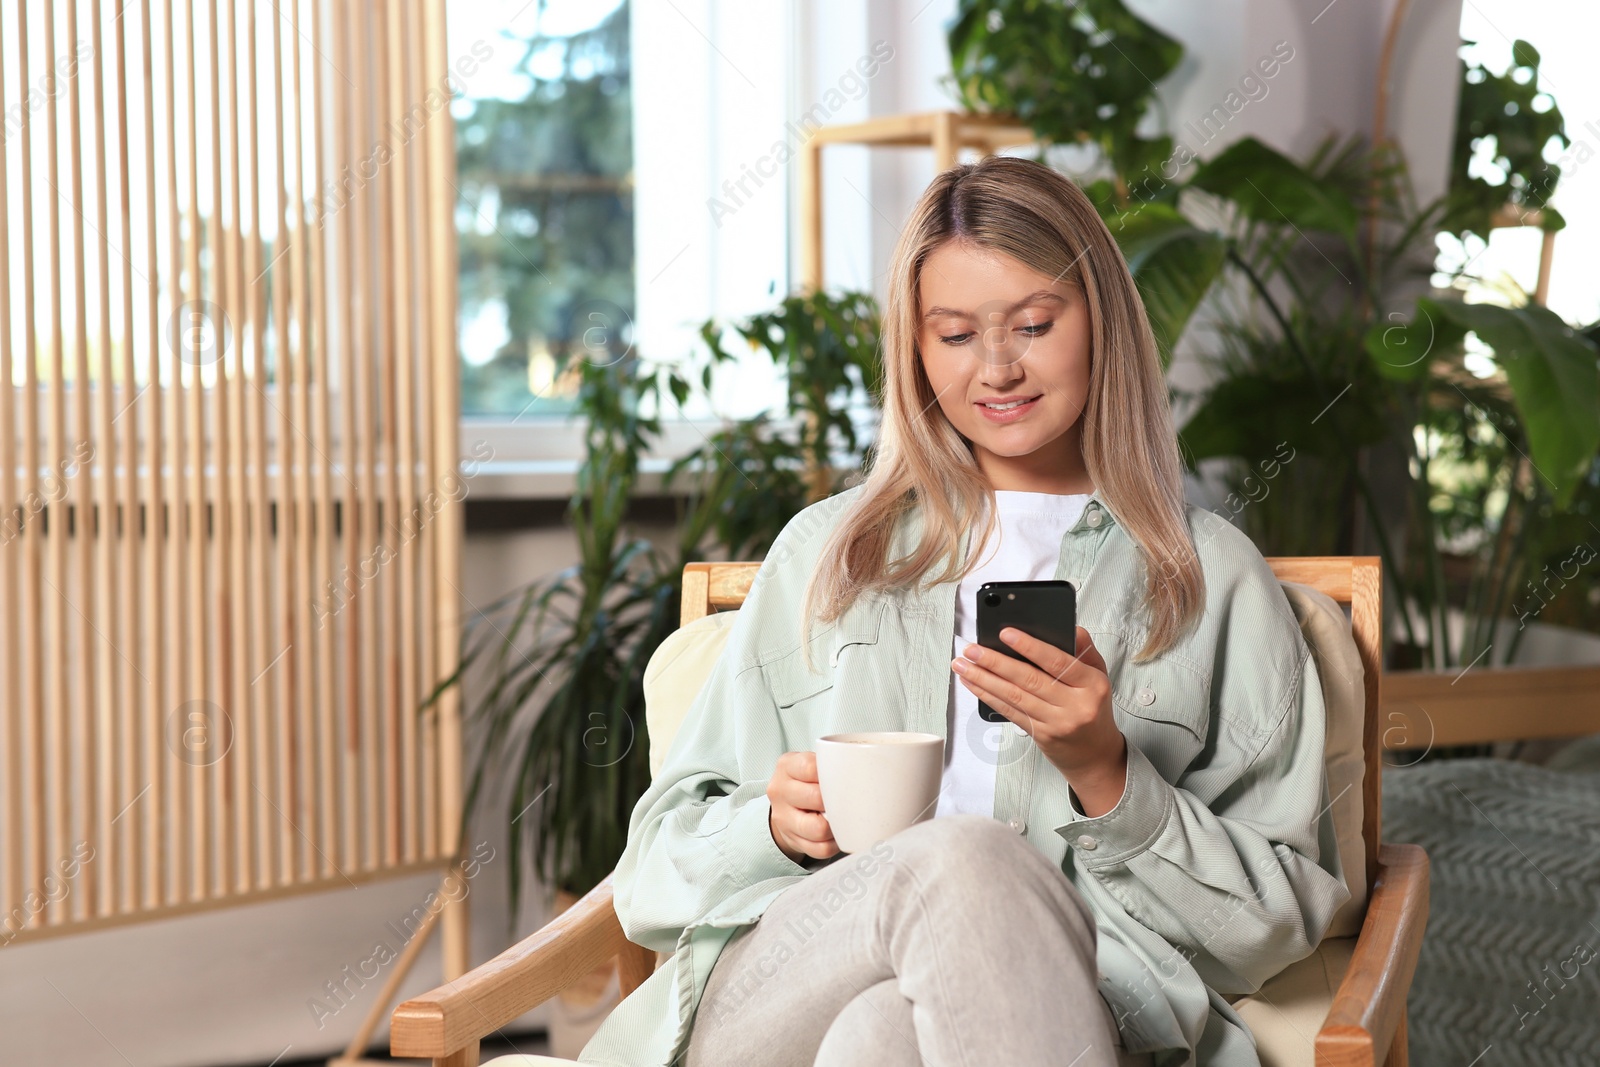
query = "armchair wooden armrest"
xmin=391 ymin=871 xmax=657 ymax=1067
xmin=1316 ymin=843 xmax=1430 ymax=1067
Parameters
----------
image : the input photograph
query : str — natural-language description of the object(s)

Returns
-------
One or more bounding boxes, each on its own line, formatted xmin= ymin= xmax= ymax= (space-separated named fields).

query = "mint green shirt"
xmin=581 ymin=484 xmax=1350 ymax=1066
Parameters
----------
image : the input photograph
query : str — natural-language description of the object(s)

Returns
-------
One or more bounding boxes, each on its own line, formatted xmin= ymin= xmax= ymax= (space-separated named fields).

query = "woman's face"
xmin=917 ymin=239 xmax=1094 ymax=494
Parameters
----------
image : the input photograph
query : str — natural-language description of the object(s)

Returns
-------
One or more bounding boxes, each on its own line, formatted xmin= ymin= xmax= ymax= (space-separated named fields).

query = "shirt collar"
xmin=903 ymin=483 xmax=1115 ymax=576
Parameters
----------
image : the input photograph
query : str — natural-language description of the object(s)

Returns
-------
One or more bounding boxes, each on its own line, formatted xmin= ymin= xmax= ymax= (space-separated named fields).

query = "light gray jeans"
xmin=683 ymin=814 xmax=1148 ymax=1067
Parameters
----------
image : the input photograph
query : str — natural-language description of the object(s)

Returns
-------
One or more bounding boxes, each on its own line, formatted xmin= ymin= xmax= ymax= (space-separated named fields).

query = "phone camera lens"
xmin=983 ymin=593 xmax=1001 ymax=607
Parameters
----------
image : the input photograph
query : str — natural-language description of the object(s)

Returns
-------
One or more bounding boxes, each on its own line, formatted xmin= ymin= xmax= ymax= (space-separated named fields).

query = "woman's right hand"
xmin=767 ymin=751 xmax=840 ymax=864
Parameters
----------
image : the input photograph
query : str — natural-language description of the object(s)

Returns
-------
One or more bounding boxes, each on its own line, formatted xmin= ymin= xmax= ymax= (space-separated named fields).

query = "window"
xmin=1438 ymin=4 xmax=1599 ymax=330
xmin=446 ymin=0 xmax=633 ymax=420
xmin=446 ymin=0 xmax=794 ymax=484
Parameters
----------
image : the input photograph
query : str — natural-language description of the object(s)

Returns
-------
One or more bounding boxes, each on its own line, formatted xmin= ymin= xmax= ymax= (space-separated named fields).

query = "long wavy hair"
xmin=797 ymin=154 xmax=1203 ymax=669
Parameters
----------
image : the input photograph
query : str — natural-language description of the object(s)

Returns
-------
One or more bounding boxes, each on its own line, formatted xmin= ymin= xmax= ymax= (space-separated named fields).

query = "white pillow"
xmin=643 ymin=612 xmax=739 ymax=779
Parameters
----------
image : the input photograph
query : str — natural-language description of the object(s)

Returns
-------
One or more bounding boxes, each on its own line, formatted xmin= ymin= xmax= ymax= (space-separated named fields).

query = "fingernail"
xmin=951 ymin=658 xmax=969 ymax=674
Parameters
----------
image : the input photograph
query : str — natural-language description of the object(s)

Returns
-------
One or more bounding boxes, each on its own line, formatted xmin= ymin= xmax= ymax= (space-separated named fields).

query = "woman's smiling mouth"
xmin=974 ymin=393 xmax=1043 ymax=422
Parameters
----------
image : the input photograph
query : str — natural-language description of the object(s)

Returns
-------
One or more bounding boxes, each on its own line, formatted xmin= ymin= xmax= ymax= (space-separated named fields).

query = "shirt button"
xmin=1085 ymin=507 xmax=1102 ymax=528
xmin=1137 ymin=686 xmax=1155 ymax=706
xmin=1008 ymin=817 xmax=1026 ymax=834
xmin=1076 ymin=834 xmax=1098 ymax=850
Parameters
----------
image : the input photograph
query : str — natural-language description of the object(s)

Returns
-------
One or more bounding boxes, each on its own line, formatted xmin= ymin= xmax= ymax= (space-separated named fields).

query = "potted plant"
xmin=1121 ymin=61 xmax=1600 ymax=676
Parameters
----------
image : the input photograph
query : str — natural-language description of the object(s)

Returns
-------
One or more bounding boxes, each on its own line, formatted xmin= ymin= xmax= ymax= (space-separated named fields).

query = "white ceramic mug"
xmin=815 ymin=732 xmax=944 ymax=853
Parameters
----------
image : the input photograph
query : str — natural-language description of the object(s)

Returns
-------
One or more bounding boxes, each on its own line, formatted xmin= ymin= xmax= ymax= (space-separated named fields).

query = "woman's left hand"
xmin=951 ymin=625 xmax=1128 ymax=816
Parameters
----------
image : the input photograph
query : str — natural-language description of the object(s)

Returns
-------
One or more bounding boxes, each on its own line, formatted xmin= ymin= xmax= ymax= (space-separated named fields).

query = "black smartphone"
xmin=974 ymin=580 xmax=1078 ymax=722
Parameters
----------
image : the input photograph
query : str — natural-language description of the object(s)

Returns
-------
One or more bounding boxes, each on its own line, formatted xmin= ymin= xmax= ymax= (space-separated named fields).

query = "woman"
xmin=580 ymin=155 xmax=1350 ymax=1067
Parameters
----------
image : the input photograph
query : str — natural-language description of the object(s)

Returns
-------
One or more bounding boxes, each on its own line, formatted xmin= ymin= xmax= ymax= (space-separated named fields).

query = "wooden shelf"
xmin=799 ymin=108 xmax=1040 ymax=292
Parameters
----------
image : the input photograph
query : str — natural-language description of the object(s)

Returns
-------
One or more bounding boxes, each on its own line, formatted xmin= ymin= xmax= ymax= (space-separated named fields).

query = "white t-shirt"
xmin=935 ymin=489 xmax=1092 ymax=819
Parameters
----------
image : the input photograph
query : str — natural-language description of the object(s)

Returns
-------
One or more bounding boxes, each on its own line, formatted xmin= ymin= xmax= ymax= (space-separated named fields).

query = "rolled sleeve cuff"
xmin=728 ymin=791 xmax=812 ymax=882
xmin=1054 ymin=740 xmax=1174 ymax=868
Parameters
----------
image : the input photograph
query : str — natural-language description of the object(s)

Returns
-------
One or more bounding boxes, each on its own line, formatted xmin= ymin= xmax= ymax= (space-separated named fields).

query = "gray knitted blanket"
xmin=1382 ymin=754 xmax=1600 ymax=1067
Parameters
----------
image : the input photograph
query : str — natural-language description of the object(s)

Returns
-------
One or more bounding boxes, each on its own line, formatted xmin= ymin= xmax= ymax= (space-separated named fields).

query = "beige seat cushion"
xmin=643 ymin=610 xmax=740 ymax=778
xmin=1230 ymin=935 xmax=1357 ymax=1066
xmin=1277 ymin=581 xmax=1367 ymax=939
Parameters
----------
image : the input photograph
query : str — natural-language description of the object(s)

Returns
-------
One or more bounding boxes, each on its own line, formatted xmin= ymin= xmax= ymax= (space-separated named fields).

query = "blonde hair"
xmin=798 ymin=154 xmax=1203 ymax=669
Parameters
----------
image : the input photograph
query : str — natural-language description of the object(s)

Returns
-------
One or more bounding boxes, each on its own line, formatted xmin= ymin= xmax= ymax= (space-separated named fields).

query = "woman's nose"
xmin=975 ymin=346 xmax=1026 ymax=386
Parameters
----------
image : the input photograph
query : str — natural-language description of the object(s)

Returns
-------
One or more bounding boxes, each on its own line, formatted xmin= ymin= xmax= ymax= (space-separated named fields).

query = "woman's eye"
xmin=938 ymin=322 xmax=1053 ymax=346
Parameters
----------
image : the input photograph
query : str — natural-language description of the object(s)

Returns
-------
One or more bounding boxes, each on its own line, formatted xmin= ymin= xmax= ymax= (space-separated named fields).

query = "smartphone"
xmin=973 ymin=580 xmax=1078 ymax=722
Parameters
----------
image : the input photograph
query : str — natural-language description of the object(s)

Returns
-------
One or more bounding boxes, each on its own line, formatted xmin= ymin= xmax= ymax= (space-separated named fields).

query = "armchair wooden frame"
xmin=393 ymin=557 xmax=1428 ymax=1067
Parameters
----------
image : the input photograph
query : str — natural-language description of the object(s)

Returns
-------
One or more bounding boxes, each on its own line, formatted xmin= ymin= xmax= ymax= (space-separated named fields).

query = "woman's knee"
xmin=888 ymin=814 xmax=1041 ymax=878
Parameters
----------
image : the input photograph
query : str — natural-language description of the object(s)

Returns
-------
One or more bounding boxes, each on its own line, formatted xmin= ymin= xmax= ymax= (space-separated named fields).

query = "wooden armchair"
xmin=392 ymin=557 xmax=1428 ymax=1067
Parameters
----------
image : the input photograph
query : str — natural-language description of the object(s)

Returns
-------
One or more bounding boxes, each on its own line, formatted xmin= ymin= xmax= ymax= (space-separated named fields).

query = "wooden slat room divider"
xmin=0 ymin=0 xmax=465 ymax=989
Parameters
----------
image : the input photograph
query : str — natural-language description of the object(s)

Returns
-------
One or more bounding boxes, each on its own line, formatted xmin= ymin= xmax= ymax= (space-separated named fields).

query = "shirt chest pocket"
xmin=1105 ymin=638 xmax=1212 ymax=776
xmin=760 ymin=597 xmax=888 ymax=711
xmin=763 ymin=650 xmax=834 ymax=709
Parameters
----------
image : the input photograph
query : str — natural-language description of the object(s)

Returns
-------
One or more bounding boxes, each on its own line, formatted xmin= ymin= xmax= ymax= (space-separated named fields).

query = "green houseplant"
xmin=1098 ymin=56 xmax=1598 ymax=672
xmin=434 ymin=288 xmax=880 ymax=915
xmin=944 ymin=0 xmax=1183 ymax=202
